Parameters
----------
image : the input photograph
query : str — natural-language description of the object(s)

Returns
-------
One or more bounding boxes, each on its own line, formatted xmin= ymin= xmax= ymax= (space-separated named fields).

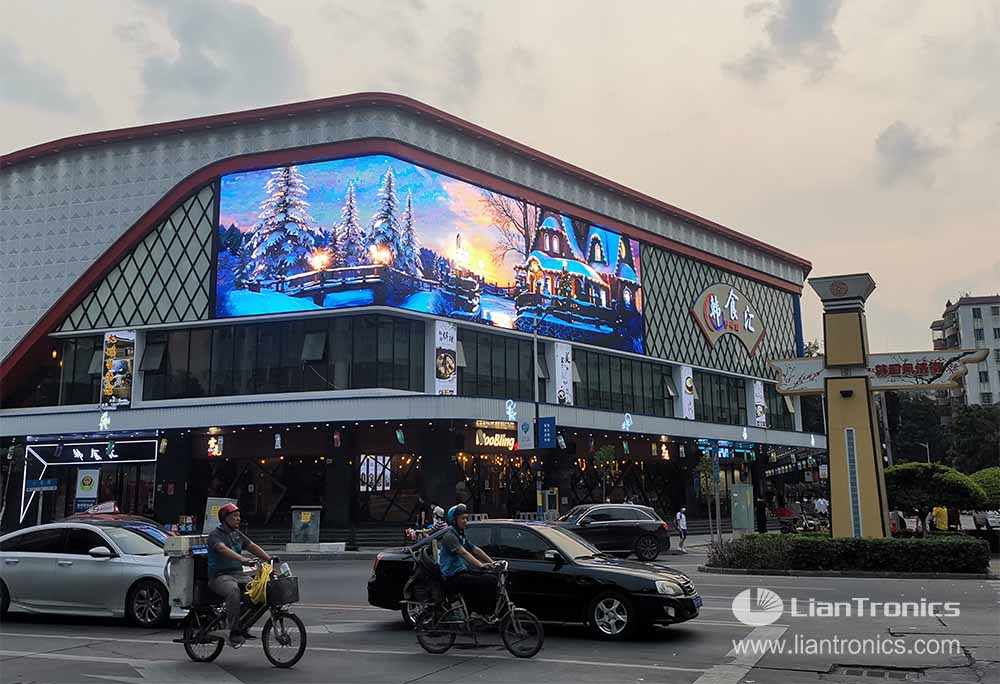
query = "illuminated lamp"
xmin=309 ymin=250 xmax=331 ymax=270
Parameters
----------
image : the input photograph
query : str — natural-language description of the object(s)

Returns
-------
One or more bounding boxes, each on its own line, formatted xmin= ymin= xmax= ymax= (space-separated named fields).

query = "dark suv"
xmin=556 ymin=504 xmax=670 ymax=561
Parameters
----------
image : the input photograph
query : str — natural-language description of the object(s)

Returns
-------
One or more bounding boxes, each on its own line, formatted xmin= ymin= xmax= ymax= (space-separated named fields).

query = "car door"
xmin=576 ymin=508 xmax=616 ymax=551
xmin=50 ymin=527 xmax=124 ymax=614
xmin=492 ymin=526 xmax=574 ymax=620
xmin=0 ymin=527 xmax=67 ymax=610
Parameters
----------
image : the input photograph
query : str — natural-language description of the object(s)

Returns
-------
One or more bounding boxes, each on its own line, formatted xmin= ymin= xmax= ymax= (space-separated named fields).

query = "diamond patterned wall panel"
xmin=57 ymin=185 xmax=215 ymax=333
xmin=642 ymin=245 xmax=798 ymax=379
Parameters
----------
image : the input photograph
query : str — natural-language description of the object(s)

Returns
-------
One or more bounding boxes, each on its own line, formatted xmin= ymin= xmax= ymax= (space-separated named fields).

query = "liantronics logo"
xmin=732 ymin=588 xmax=785 ymax=626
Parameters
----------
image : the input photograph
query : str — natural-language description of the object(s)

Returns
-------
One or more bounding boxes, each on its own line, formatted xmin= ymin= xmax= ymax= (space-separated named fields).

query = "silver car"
xmin=0 ymin=521 xmax=172 ymax=626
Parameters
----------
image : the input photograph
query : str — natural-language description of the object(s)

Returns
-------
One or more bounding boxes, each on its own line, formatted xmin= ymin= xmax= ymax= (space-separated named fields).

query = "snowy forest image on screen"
xmin=215 ymin=154 xmax=644 ymax=353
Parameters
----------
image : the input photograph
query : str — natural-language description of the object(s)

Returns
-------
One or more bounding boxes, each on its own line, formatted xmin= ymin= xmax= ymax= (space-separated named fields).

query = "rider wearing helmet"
xmin=439 ymin=504 xmax=498 ymax=618
xmin=207 ymin=503 xmax=271 ymax=647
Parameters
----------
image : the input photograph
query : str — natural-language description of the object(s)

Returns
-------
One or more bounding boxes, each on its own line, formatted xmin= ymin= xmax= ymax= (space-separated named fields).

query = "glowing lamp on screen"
xmin=309 ymin=250 xmax=331 ymax=271
xmin=369 ymin=245 xmax=393 ymax=265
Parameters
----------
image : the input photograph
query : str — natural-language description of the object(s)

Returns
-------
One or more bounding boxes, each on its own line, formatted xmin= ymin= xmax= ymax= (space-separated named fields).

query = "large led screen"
xmin=215 ymin=154 xmax=644 ymax=353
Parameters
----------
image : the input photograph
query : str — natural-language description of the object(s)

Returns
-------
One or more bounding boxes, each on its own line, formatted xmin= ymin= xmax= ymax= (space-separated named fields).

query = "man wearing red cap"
xmin=208 ymin=503 xmax=270 ymax=647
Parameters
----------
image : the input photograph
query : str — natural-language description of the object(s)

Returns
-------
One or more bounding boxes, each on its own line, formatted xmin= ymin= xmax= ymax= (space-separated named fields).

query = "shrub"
xmin=970 ymin=467 xmax=1000 ymax=510
xmin=885 ymin=462 xmax=989 ymax=532
xmin=706 ymin=534 xmax=989 ymax=574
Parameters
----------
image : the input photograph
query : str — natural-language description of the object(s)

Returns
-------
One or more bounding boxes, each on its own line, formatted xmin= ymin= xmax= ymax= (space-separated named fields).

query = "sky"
xmin=2 ymin=0 xmax=998 ymax=353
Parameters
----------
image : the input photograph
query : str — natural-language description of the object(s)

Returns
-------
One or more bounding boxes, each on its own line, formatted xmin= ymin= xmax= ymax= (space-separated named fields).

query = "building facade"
xmin=931 ymin=295 xmax=1000 ymax=410
xmin=1 ymin=93 xmax=825 ymax=533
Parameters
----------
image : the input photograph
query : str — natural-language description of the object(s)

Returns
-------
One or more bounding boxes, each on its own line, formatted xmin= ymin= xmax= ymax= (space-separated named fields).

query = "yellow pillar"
xmin=811 ymin=275 xmax=890 ymax=538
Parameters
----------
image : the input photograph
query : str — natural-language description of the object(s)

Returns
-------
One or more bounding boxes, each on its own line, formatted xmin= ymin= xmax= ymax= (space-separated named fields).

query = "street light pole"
xmin=918 ymin=442 xmax=931 ymax=464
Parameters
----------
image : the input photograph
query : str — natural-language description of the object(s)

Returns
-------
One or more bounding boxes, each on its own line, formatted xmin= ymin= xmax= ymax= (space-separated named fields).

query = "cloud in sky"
xmin=874 ymin=121 xmax=948 ymax=188
xmin=0 ymin=36 xmax=96 ymax=114
xmin=727 ymin=0 xmax=843 ymax=82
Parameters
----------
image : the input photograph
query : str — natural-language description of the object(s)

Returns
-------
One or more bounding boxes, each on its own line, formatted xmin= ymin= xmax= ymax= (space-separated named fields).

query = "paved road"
xmin=2 ymin=548 xmax=998 ymax=684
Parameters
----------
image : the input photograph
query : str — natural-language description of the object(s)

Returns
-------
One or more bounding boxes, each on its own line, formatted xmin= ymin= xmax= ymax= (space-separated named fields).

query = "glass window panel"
xmin=301 ymin=330 xmax=327 ymax=362
xmin=632 ymin=359 xmax=644 ymax=416
xmin=353 ymin=316 xmax=376 ymax=388
xmin=393 ymin=320 xmax=410 ymax=390
xmin=166 ymin=330 xmax=190 ymax=399
xmin=280 ymin=321 xmax=304 ymax=391
xmin=139 ymin=343 xmax=166 ymax=372
xmin=651 ymin=364 xmax=664 ymax=417
xmin=491 ymin=337 xmax=505 ymax=398
xmin=609 ymin=356 xmax=622 ymax=411
xmin=255 ymin=324 xmax=281 ymax=394
xmin=376 ymin=317 xmax=394 ymax=388
xmin=187 ymin=328 xmax=212 ymax=398
xmin=599 ymin=354 xmax=611 ymax=410
xmin=232 ymin=325 xmax=256 ymax=395
xmin=505 ymin=337 xmax=519 ymax=399
xmin=621 ymin=359 xmax=634 ymax=413
xmin=518 ymin=340 xmax=533 ymax=400
xmin=409 ymin=319 xmax=424 ymax=392
xmin=477 ymin=333 xmax=491 ymax=397
xmin=331 ymin=316 xmax=352 ymax=390
xmin=574 ymin=350 xmax=588 ymax=407
xmin=587 ymin=352 xmax=600 ymax=409
xmin=210 ymin=327 xmax=234 ymax=396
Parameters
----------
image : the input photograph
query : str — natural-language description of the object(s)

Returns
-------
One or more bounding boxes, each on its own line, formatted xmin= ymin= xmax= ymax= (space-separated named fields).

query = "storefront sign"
xmin=359 ymin=455 xmax=391 ymax=491
xmin=474 ymin=429 xmax=516 ymax=451
xmin=74 ymin=469 xmax=101 ymax=512
xmin=474 ymin=420 xmax=516 ymax=431
xmin=26 ymin=479 xmax=59 ymax=492
xmin=691 ymin=284 xmax=766 ymax=355
xmin=553 ymin=343 xmax=574 ymax=406
xmin=819 ymin=464 xmax=829 ymax=480
xmin=207 ymin=435 xmax=224 ymax=457
xmin=680 ymin=366 xmax=695 ymax=420
xmin=99 ymin=331 xmax=135 ymax=410
xmin=26 ymin=436 xmax=159 ymax=465
xmin=753 ymin=380 xmax=767 ymax=428
xmin=537 ymin=417 xmax=557 ymax=449
xmin=517 ymin=419 xmax=535 ymax=451
xmin=434 ymin=321 xmax=458 ymax=396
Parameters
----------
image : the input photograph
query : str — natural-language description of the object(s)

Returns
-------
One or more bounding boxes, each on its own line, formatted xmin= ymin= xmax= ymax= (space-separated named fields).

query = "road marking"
xmin=0 ymin=630 xmax=708 ymax=674
xmin=693 ymin=582 xmax=837 ymax=591
xmin=691 ymin=625 xmax=787 ymax=684
xmin=0 ymin=649 xmax=242 ymax=684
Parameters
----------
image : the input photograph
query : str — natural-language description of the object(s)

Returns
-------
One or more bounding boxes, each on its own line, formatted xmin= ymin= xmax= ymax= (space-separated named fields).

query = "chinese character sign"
xmin=691 ymin=285 xmax=766 ymax=355
xmin=680 ymin=365 xmax=696 ymax=420
xmin=99 ymin=330 xmax=135 ymax=410
xmin=434 ymin=321 xmax=458 ymax=396
xmin=553 ymin=342 xmax=574 ymax=406
xmin=753 ymin=380 xmax=767 ymax=428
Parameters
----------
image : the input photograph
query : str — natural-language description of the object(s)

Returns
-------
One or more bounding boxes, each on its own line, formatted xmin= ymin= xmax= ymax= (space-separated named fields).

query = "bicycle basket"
xmin=267 ymin=575 xmax=300 ymax=606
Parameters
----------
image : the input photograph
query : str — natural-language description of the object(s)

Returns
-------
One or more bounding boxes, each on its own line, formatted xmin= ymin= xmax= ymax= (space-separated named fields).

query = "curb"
xmin=697 ymin=565 xmax=996 ymax=580
xmin=275 ymin=552 xmax=380 ymax=561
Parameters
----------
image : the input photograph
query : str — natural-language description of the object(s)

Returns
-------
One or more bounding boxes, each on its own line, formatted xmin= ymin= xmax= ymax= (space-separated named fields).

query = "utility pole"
xmin=878 ymin=393 xmax=895 ymax=467
xmin=918 ymin=442 xmax=931 ymax=464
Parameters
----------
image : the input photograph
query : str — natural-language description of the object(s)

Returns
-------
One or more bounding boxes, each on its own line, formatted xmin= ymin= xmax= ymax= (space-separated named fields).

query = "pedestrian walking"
xmin=675 ymin=507 xmax=688 ymax=553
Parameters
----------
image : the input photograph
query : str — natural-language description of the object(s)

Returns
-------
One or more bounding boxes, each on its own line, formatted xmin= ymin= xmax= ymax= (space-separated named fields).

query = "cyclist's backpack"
xmin=403 ymin=545 xmax=445 ymax=604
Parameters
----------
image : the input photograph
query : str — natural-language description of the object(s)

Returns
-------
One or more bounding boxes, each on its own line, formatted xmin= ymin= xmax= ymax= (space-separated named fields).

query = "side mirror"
xmin=89 ymin=546 xmax=113 ymax=559
xmin=543 ymin=549 xmax=563 ymax=565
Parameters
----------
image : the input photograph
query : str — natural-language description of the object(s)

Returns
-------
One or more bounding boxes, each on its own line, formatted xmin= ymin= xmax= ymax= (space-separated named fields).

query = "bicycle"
xmin=174 ymin=557 xmax=307 ymax=668
xmin=407 ymin=558 xmax=544 ymax=659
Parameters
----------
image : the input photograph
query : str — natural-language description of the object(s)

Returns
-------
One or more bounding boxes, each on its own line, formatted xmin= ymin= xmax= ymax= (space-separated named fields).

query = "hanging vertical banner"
xmin=680 ymin=365 xmax=696 ymax=420
xmin=553 ymin=342 xmax=574 ymax=406
xmin=99 ymin=331 xmax=135 ymax=410
xmin=434 ymin=321 xmax=458 ymax=396
xmin=753 ymin=380 xmax=767 ymax=428
xmin=74 ymin=468 xmax=101 ymax=512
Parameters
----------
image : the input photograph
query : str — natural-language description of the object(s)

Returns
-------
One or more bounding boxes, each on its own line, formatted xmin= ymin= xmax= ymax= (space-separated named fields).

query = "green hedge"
xmin=971 ymin=467 xmax=1000 ymax=510
xmin=707 ymin=534 xmax=990 ymax=574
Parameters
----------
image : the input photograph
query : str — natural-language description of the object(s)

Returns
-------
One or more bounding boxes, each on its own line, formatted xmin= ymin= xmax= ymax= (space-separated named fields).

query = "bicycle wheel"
xmin=500 ymin=608 xmax=543 ymax=659
xmin=262 ymin=612 xmax=307 ymax=668
xmin=182 ymin=619 xmax=224 ymax=663
xmin=415 ymin=613 xmax=456 ymax=654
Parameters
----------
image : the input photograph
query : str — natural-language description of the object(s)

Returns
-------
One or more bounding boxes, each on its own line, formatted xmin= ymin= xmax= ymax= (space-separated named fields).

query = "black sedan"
xmin=556 ymin=504 xmax=671 ymax=561
xmin=368 ymin=520 xmax=701 ymax=639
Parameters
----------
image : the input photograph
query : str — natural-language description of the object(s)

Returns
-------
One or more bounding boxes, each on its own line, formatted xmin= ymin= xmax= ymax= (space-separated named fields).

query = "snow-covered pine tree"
xmin=558 ymin=265 xmax=573 ymax=298
xmin=366 ymin=166 xmax=402 ymax=266
xmin=245 ymin=165 xmax=325 ymax=280
xmin=338 ymin=181 xmax=366 ymax=267
xmin=399 ymin=190 xmax=421 ymax=276
xmin=327 ymin=222 xmax=343 ymax=267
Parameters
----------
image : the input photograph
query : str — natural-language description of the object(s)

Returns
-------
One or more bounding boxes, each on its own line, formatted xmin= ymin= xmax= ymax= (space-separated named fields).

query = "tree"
xmin=946 ymin=404 xmax=1000 ymax=473
xmin=338 ymin=181 xmax=366 ymax=267
xmin=326 ymin=222 xmax=343 ymax=268
xmin=885 ymin=462 xmax=988 ymax=534
xmin=223 ymin=224 xmax=243 ymax=255
xmin=970 ymin=467 xmax=1000 ymax=511
xmin=398 ymin=190 xmax=421 ymax=276
xmin=803 ymin=339 xmax=822 ymax=357
xmin=557 ymin=264 xmax=572 ymax=298
xmin=886 ymin=394 xmax=947 ymax=464
xmin=245 ymin=166 xmax=325 ymax=280
xmin=480 ymin=190 xmax=542 ymax=265
xmin=419 ymin=247 xmax=440 ymax=277
xmin=367 ymin=166 xmax=401 ymax=265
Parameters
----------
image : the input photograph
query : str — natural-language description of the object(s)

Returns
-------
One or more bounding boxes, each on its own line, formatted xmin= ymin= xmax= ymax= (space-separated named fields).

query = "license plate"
xmin=693 ymin=595 xmax=703 ymax=608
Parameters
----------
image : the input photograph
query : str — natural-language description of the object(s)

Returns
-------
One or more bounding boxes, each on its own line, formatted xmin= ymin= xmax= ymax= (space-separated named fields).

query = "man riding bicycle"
xmin=207 ymin=503 xmax=271 ymax=647
xmin=438 ymin=504 xmax=498 ymax=618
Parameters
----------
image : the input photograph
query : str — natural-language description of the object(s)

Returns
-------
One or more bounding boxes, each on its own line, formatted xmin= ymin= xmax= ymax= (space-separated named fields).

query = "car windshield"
xmin=536 ymin=525 xmax=602 ymax=559
xmin=559 ymin=506 xmax=589 ymax=523
xmin=100 ymin=525 xmax=164 ymax=555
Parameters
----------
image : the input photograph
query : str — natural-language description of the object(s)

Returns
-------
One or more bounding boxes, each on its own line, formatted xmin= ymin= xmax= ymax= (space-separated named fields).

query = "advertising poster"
xmin=553 ymin=342 xmax=574 ymax=405
xmin=74 ymin=468 xmax=101 ymax=513
xmin=753 ymin=380 xmax=767 ymax=428
xmin=434 ymin=321 xmax=458 ymax=395
xmin=203 ymin=497 xmax=237 ymax=533
xmin=215 ymin=154 xmax=644 ymax=353
xmin=99 ymin=330 xmax=135 ymax=410
xmin=680 ymin=365 xmax=696 ymax=420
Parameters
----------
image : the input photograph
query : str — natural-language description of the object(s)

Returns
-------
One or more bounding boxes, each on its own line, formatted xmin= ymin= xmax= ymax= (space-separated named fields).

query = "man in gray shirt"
xmin=208 ymin=503 xmax=270 ymax=647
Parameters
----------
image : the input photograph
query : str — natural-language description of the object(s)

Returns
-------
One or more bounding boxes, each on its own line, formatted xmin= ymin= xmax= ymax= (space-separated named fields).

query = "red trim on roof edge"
xmin=0 ymin=138 xmax=804 ymax=404
xmin=0 ymin=91 xmax=811 ymax=273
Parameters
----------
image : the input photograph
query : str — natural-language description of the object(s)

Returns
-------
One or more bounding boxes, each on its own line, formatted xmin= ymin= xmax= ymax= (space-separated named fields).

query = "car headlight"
xmin=656 ymin=581 xmax=682 ymax=596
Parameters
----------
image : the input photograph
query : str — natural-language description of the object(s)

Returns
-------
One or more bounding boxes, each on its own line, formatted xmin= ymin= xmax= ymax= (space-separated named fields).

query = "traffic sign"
xmin=26 ymin=479 xmax=58 ymax=492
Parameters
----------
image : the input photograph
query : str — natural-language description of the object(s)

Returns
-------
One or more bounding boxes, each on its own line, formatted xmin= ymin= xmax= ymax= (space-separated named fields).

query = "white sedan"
xmin=0 ymin=521 xmax=173 ymax=626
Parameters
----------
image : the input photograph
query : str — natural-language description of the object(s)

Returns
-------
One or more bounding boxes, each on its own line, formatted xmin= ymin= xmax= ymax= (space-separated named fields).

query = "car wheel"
xmin=0 ymin=580 xmax=9 ymax=620
xmin=127 ymin=580 xmax=170 ymax=627
xmin=634 ymin=535 xmax=660 ymax=561
xmin=402 ymin=601 xmax=429 ymax=627
xmin=588 ymin=592 xmax=635 ymax=640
